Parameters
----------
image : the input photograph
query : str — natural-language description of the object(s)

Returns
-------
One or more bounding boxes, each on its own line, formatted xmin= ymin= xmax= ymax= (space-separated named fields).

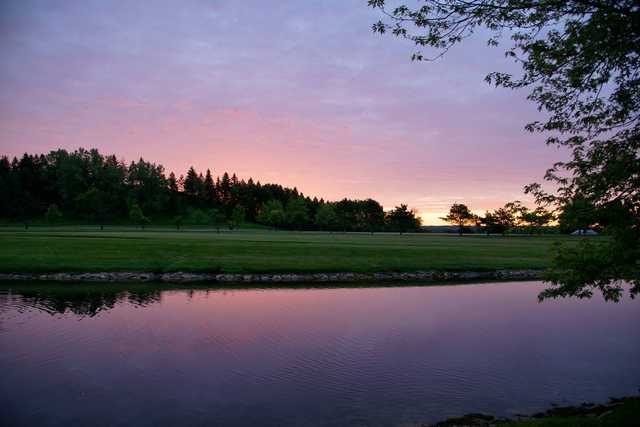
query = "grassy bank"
xmin=0 ymin=227 xmax=579 ymax=274
xmin=508 ymin=397 xmax=640 ymax=427
xmin=432 ymin=397 xmax=640 ymax=426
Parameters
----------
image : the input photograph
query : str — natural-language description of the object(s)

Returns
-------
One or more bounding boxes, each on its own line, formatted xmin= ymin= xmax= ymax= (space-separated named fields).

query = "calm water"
xmin=0 ymin=281 xmax=638 ymax=426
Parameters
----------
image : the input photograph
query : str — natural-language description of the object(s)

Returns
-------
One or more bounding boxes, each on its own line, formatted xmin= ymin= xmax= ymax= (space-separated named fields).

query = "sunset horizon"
xmin=1 ymin=1 xmax=638 ymax=426
xmin=0 ymin=0 xmax=567 ymax=225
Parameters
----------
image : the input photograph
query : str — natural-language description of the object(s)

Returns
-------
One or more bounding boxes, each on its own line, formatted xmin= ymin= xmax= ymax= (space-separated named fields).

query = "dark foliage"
xmin=0 ymin=148 xmax=420 ymax=233
xmin=369 ymin=0 xmax=639 ymax=300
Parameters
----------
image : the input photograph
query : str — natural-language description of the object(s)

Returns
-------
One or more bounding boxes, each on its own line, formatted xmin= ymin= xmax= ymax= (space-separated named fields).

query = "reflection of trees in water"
xmin=0 ymin=286 xmax=162 ymax=317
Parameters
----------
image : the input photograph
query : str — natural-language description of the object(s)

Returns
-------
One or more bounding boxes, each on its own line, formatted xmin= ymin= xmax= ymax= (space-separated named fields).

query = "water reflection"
xmin=0 ymin=284 xmax=162 ymax=316
xmin=0 ymin=281 xmax=638 ymax=427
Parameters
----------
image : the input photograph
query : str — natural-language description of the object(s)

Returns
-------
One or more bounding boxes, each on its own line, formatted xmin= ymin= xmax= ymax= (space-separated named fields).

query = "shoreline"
xmin=0 ymin=269 xmax=543 ymax=283
xmin=426 ymin=396 xmax=639 ymax=426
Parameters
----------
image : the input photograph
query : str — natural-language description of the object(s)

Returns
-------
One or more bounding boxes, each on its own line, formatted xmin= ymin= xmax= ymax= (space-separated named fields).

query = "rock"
xmin=0 ymin=269 xmax=543 ymax=284
xmin=431 ymin=413 xmax=497 ymax=426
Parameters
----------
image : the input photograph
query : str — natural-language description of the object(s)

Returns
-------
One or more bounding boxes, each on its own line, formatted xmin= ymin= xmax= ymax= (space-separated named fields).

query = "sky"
xmin=0 ymin=0 xmax=567 ymax=224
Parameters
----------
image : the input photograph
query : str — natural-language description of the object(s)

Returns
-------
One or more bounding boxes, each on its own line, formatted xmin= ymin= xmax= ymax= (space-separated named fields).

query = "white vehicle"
xmin=571 ymin=229 xmax=598 ymax=236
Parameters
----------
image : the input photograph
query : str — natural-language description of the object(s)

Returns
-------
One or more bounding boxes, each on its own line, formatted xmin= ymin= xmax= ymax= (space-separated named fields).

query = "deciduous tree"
xmin=129 ymin=203 xmax=149 ymax=230
xmin=45 ymin=204 xmax=63 ymax=226
xmin=229 ymin=205 xmax=245 ymax=230
xmin=441 ymin=203 xmax=475 ymax=236
xmin=75 ymin=187 xmax=110 ymax=230
xmin=285 ymin=198 xmax=309 ymax=230
xmin=258 ymin=200 xmax=285 ymax=230
xmin=386 ymin=204 xmax=422 ymax=234
xmin=315 ymin=203 xmax=338 ymax=231
xmin=208 ymin=208 xmax=226 ymax=233
xmin=520 ymin=207 xmax=554 ymax=235
xmin=369 ymin=0 xmax=640 ymax=299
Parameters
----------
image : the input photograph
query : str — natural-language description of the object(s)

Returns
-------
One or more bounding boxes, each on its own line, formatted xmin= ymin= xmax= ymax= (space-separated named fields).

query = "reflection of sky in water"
xmin=1 ymin=282 xmax=639 ymax=426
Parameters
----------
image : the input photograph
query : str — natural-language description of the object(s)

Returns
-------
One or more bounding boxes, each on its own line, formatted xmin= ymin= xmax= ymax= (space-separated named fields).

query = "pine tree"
xmin=203 ymin=169 xmax=216 ymax=208
xmin=219 ymin=172 xmax=231 ymax=206
xmin=183 ymin=167 xmax=200 ymax=197
xmin=167 ymin=172 xmax=180 ymax=214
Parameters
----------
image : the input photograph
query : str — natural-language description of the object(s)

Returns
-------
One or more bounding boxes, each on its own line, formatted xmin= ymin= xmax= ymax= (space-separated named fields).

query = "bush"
xmin=45 ymin=204 xmax=63 ymax=225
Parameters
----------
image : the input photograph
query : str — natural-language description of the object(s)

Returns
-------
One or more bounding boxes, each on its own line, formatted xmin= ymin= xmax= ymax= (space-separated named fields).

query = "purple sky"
xmin=0 ymin=0 xmax=566 ymax=224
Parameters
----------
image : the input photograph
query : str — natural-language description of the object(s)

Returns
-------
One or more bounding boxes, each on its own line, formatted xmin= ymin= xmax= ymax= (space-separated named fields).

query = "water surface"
xmin=1 ymin=281 xmax=638 ymax=426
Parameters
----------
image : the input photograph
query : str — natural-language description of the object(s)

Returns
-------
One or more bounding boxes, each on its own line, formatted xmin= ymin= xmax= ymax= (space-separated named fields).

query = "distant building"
xmin=571 ymin=229 xmax=598 ymax=236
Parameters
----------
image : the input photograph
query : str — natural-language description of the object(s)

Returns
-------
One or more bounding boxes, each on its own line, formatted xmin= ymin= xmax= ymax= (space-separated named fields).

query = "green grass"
xmin=506 ymin=398 xmax=640 ymax=426
xmin=431 ymin=398 xmax=640 ymax=426
xmin=0 ymin=226 xmax=582 ymax=273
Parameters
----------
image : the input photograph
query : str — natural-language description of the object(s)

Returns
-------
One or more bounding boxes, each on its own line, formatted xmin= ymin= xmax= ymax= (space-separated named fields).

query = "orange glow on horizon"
xmin=0 ymin=1 xmax=566 ymax=224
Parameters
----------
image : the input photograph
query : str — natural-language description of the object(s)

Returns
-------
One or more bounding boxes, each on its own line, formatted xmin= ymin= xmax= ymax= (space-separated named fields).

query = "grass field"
xmin=434 ymin=397 xmax=640 ymax=426
xmin=0 ymin=226 xmax=582 ymax=273
xmin=506 ymin=398 xmax=640 ymax=427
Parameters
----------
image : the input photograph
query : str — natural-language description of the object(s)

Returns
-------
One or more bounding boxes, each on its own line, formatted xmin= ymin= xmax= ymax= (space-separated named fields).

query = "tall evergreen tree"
xmin=203 ymin=169 xmax=216 ymax=208
xmin=1 ymin=147 xmax=419 ymax=234
xmin=183 ymin=167 xmax=200 ymax=197
xmin=167 ymin=172 xmax=181 ymax=214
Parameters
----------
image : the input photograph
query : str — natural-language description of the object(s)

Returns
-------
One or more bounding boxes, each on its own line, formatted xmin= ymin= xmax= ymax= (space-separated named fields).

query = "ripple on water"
xmin=0 ymin=282 xmax=639 ymax=427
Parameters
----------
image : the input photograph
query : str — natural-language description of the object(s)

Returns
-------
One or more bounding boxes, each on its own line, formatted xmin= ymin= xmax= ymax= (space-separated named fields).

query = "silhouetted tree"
xmin=315 ymin=203 xmax=338 ymax=231
xmin=203 ymin=169 xmax=216 ymax=208
xmin=479 ymin=202 xmax=522 ymax=236
xmin=1 ymin=148 xmax=421 ymax=235
xmin=75 ymin=187 xmax=110 ymax=230
xmin=557 ymin=197 xmax=598 ymax=234
xmin=258 ymin=200 xmax=285 ymax=230
xmin=441 ymin=203 xmax=475 ymax=236
xmin=479 ymin=211 xmax=507 ymax=236
xmin=218 ymin=172 xmax=232 ymax=209
xmin=360 ymin=199 xmax=385 ymax=233
xmin=369 ymin=0 xmax=640 ymax=299
xmin=285 ymin=198 xmax=309 ymax=230
xmin=386 ymin=204 xmax=421 ymax=234
xmin=520 ymin=207 xmax=554 ymax=235
xmin=127 ymin=159 xmax=168 ymax=214
xmin=183 ymin=166 xmax=201 ymax=203
xmin=167 ymin=172 xmax=181 ymax=214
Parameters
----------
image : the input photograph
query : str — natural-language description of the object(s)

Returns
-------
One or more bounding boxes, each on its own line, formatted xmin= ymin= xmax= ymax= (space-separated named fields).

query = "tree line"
xmin=368 ymin=1 xmax=639 ymax=301
xmin=0 ymin=148 xmax=421 ymax=232
xmin=439 ymin=199 xmax=603 ymax=236
xmin=440 ymin=202 xmax=556 ymax=236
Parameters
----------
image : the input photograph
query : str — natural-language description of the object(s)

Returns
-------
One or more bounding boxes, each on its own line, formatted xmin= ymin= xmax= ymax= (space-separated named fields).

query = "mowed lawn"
xmin=0 ymin=227 xmax=578 ymax=273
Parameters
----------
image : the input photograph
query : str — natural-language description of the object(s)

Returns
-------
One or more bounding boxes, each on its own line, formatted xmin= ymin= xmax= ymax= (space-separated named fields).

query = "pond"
xmin=0 ymin=281 xmax=638 ymax=426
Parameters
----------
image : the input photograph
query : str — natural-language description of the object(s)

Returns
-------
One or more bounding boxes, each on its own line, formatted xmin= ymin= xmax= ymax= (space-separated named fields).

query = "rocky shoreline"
xmin=0 ymin=269 xmax=542 ymax=284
